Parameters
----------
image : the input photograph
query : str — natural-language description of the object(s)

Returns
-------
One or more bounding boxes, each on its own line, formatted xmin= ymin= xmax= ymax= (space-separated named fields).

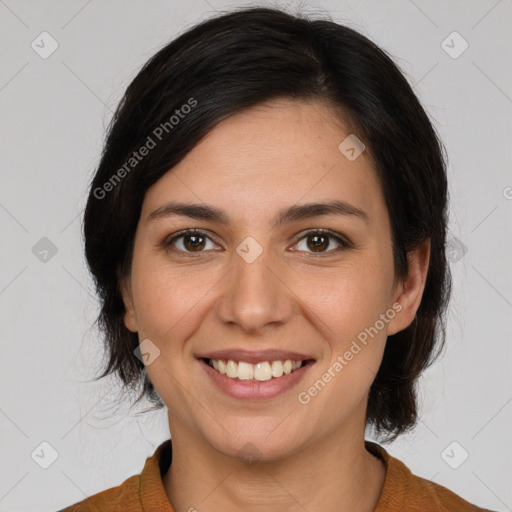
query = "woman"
xmin=59 ymin=6 xmax=494 ymax=512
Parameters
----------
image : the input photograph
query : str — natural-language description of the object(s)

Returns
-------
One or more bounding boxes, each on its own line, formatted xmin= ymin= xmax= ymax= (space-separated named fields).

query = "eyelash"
xmin=162 ymin=228 xmax=352 ymax=257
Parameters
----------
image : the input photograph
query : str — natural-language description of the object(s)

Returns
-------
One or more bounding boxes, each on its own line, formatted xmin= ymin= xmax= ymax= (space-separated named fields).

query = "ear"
xmin=387 ymin=238 xmax=431 ymax=336
xmin=119 ymin=276 xmax=138 ymax=333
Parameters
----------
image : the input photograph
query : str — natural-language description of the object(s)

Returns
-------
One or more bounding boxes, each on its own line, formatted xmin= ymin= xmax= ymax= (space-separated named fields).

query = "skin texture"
xmin=121 ymin=99 xmax=430 ymax=512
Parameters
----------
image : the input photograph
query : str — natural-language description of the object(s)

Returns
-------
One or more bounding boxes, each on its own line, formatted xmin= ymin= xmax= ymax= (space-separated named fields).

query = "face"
xmin=121 ymin=99 xmax=428 ymax=461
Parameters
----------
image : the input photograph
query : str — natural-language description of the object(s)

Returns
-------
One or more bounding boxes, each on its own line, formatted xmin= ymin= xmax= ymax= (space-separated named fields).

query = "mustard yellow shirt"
xmin=58 ymin=439 xmax=495 ymax=511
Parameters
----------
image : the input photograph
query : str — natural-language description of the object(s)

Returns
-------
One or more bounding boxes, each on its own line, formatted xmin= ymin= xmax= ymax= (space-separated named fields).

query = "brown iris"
xmin=307 ymin=233 xmax=329 ymax=252
xmin=183 ymin=234 xmax=206 ymax=252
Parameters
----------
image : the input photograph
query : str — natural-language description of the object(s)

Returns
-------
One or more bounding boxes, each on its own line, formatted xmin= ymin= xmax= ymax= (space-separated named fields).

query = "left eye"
xmin=293 ymin=229 xmax=350 ymax=254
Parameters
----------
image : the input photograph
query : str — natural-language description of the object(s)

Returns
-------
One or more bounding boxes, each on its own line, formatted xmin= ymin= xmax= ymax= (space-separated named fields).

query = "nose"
xmin=216 ymin=242 xmax=295 ymax=335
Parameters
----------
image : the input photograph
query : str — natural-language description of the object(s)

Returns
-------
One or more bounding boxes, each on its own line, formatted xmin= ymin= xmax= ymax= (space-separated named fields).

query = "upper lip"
xmin=196 ymin=349 xmax=316 ymax=364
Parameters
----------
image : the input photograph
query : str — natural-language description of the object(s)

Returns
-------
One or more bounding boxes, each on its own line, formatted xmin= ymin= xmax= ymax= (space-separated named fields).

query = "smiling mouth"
xmin=204 ymin=358 xmax=312 ymax=382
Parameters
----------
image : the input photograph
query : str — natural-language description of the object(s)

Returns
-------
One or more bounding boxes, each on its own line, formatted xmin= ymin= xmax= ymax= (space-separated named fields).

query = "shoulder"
xmin=366 ymin=441 xmax=496 ymax=512
xmin=57 ymin=440 xmax=174 ymax=512
xmin=57 ymin=473 xmax=142 ymax=511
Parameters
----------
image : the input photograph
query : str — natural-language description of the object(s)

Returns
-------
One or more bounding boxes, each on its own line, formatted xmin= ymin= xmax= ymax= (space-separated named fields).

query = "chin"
xmin=204 ymin=420 xmax=305 ymax=464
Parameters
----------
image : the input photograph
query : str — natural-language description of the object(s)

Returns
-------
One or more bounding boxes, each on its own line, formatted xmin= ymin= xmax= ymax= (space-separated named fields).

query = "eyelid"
xmin=163 ymin=228 xmax=221 ymax=251
xmin=163 ymin=227 xmax=352 ymax=256
xmin=291 ymin=228 xmax=352 ymax=253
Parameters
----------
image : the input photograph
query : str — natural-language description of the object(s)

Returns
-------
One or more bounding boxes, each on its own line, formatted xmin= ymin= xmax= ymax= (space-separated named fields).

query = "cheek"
xmin=293 ymin=256 xmax=393 ymax=405
xmin=130 ymin=254 xmax=221 ymax=342
xmin=296 ymin=261 xmax=394 ymax=347
xmin=296 ymin=271 xmax=389 ymax=416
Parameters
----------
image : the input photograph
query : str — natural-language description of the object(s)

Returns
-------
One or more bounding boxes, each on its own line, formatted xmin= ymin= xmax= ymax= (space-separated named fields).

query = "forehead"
xmin=141 ymin=99 xmax=386 ymax=225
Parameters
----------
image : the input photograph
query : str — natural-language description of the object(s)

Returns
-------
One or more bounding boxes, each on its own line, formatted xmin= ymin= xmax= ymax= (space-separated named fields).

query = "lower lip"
xmin=200 ymin=359 xmax=314 ymax=400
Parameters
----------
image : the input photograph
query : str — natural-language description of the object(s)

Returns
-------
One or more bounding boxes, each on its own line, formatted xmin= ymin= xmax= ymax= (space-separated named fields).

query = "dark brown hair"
xmin=83 ymin=6 xmax=451 ymax=443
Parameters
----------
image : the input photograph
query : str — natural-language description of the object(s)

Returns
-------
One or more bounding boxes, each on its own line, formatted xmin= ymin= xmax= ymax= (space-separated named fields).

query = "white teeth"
xmin=226 ymin=360 xmax=237 ymax=378
xmin=237 ymin=361 xmax=254 ymax=380
xmin=254 ymin=362 xmax=272 ymax=381
xmin=208 ymin=359 xmax=304 ymax=381
xmin=271 ymin=360 xmax=284 ymax=378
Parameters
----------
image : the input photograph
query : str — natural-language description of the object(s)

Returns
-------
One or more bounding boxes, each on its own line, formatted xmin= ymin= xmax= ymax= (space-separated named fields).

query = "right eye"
xmin=164 ymin=229 xmax=219 ymax=255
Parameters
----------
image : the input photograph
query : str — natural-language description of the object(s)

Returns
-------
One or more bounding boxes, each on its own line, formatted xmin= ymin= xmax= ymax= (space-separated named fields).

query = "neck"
xmin=163 ymin=419 xmax=386 ymax=512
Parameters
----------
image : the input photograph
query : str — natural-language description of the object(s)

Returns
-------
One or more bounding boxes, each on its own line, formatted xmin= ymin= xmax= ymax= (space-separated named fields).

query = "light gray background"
xmin=1 ymin=1 xmax=511 ymax=511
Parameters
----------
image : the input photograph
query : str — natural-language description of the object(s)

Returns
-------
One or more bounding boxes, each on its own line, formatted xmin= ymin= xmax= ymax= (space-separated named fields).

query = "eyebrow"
xmin=147 ymin=199 xmax=369 ymax=228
